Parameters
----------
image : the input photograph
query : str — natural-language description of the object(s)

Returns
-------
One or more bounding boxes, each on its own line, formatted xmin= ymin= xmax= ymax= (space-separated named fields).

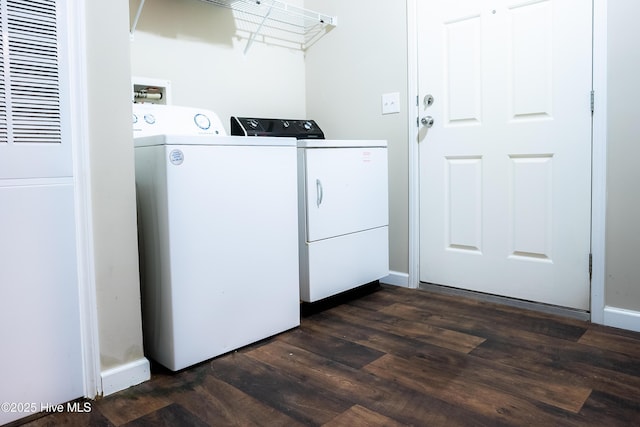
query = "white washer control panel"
xmin=132 ymin=103 xmax=227 ymax=138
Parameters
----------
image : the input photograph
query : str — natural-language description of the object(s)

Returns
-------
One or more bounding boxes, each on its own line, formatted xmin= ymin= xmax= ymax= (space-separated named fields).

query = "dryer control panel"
xmin=230 ymin=117 xmax=325 ymax=140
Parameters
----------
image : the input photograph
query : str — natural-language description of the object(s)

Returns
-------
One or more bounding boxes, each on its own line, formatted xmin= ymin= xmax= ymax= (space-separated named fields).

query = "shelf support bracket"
xmin=130 ymin=0 xmax=146 ymax=38
xmin=243 ymin=0 xmax=275 ymax=55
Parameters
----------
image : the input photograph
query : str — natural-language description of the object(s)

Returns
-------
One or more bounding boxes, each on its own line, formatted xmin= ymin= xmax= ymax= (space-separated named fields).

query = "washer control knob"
xmin=282 ymin=120 xmax=290 ymax=128
xmin=303 ymin=121 xmax=313 ymax=130
xmin=144 ymin=114 xmax=156 ymax=125
xmin=194 ymin=113 xmax=211 ymax=130
xmin=248 ymin=119 xmax=259 ymax=129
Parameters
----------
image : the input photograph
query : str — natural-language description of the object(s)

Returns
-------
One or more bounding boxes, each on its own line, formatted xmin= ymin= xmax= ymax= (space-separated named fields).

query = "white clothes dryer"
xmin=296 ymin=139 xmax=389 ymax=302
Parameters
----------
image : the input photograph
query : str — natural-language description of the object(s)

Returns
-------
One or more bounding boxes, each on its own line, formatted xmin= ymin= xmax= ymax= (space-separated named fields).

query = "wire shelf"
xmin=200 ymin=0 xmax=337 ymax=31
xmin=130 ymin=0 xmax=336 ymax=52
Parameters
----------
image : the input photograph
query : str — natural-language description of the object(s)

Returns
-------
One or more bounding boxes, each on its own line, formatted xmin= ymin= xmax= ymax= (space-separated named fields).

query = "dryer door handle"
xmin=316 ymin=179 xmax=323 ymax=207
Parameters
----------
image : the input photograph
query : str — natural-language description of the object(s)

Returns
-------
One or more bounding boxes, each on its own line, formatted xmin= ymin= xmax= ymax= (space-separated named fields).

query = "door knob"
xmin=421 ymin=116 xmax=434 ymax=128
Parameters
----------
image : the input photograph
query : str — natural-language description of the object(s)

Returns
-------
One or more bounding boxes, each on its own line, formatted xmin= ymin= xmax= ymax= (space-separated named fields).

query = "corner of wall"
xmin=100 ymin=358 xmax=150 ymax=396
xmin=85 ymin=0 xmax=148 ymax=386
xmin=380 ymin=271 xmax=410 ymax=288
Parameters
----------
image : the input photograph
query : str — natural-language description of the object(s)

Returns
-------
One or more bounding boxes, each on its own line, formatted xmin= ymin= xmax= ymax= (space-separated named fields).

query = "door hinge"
xmin=589 ymin=253 xmax=593 ymax=280
xmin=590 ymin=90 xmax=595 ymax=114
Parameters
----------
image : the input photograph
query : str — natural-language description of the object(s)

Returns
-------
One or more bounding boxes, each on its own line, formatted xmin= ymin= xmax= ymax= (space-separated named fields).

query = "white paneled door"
xmin=418 ymin=0 xmax=592 ymax=309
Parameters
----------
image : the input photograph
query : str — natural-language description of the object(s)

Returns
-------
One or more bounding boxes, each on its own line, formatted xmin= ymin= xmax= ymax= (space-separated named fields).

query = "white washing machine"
xmin=230 ymin=117 xmax=389 ymax=302
xmin=133 ymin=104 xmax=300 ymax=371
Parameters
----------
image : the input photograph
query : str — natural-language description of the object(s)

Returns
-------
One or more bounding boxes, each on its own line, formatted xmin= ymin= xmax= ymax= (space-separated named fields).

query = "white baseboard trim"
xmin=604 ymin=306 xmax=640 ymax=333
xmin=380 ymin=271 xmax=409 ymax=287
xmin=100 ymin=357 xmax=150 ymax=396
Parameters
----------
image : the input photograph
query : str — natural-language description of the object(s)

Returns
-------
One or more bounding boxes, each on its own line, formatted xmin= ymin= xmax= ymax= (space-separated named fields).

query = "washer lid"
xmin=134 ymin=134 xmax=297 ymax=148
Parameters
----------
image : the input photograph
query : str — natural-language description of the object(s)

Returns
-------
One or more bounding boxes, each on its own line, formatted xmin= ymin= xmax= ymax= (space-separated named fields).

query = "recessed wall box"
xmin=132 ymin=77 xmax=172 ymax=105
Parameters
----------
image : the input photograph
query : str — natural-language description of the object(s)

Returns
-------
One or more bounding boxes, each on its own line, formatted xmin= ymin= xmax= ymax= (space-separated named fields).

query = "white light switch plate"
xmin=382 ymin=92 xmax=400 ymax=115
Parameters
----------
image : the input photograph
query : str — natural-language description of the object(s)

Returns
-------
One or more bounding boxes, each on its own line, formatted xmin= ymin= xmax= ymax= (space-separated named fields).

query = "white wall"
xmin=129 ymin=0 xmax=307 ymax=131
xmin=606 ymin=0 xmax=640 ymax=315
xmin=305 ymin=0 xmax=409 ymax=278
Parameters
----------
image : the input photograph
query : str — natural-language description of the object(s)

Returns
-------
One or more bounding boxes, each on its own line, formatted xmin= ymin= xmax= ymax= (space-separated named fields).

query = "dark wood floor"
xmin=17 ymin=284 xmax=640 ymax=426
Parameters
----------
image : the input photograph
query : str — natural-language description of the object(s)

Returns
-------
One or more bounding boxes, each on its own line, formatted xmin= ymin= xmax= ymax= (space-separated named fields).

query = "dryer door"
xmin=304 ymin=147 xmax=388 ymax=242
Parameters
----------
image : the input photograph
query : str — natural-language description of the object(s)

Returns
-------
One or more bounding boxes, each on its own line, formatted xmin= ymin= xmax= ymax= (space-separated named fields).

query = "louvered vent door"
xmin=0 ymin=0 xmax=71 ymax=179
xmin=0 ymin=1 xmax=84 ymax=424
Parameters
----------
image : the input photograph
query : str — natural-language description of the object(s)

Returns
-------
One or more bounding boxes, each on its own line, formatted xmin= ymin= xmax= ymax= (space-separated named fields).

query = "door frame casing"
xmin=66 ymin=0 xmax=102 ymax=397
xmin=406 ymin=0 xmax=607 ymax=323
xmin=589 ymin=0 xmax=607 ymax=323
xmin=407 ymin=0 xmax=419 ymax=290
